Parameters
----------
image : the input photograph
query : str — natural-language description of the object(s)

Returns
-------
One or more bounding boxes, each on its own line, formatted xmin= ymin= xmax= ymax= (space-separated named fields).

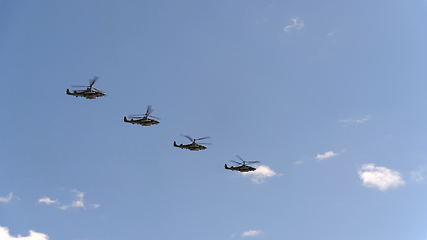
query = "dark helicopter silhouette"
xmin=124 ymin=105 xmax=160 ymax=126
xmin=66 ymin=77 xmax=106 ymax=99
xmin=173 ymin=135 xmax=210 ymax=151
xmin=225 ymin=155 xmax=260 ymax=172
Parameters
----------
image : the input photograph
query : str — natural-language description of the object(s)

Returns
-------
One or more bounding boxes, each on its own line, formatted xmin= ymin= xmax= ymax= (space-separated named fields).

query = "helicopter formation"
xmin=66 ymin=77 xmax=261 ymax=173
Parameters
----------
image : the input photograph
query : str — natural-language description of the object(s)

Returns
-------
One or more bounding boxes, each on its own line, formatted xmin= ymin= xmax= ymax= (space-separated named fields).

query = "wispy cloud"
xmin=241 ymin=165 xmax=277 ymax=184
xmin=294 ymin=160 xmax=304 ymax=165
xmin=91 ymin=203 xmax=101 ymax=209
xmin=38 ymin=190 xmax=99 ymax=210
xmin=283 ymin=17 xmax=304 ymax=32
xmin=38 ymin=197 xmax=57 ymax=205
xmin=0 ymin=193 xmax=13 ymax=203
xmin=59 ymin=190 xmax=85 ymax=210
xmin=358 ymin=163 xmax=405 ymax=191
xmin=0 ymin=226 xmax=48 ymax=240
xmin=241 ymin=230 xmax=261 ymax=238
xmin=339 ymin=115 xmax=370 ymax=126
xmin=315 ymin=151 xmax=337 ymax=161
xmin=411 ymin=168 xmax=424 ymax=182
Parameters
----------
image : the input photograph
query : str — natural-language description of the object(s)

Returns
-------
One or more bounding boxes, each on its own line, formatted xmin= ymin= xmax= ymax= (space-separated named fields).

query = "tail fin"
xmin=173 ymin=141 xmax=178 ymax=147
xmin=66 ymin=89 xmax=71 ymax=95
xmin=224 ymin=164 xmax=230 ymax=169
xmin=123 ymin=116 xmax=128 ymax=122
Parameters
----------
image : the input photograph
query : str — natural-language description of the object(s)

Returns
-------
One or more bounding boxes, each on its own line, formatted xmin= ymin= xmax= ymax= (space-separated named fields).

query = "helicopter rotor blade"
xmin=146 ymin=105 xmax=154 ymax=116
xmin=181 ymin=135 xmax=194 ymax=142
xmin=71 ymin=85 xmax=88 ymax=88
xmin=235 ymin=155 xmax=244 ymax=161
xmin=149 ymin=115 xmax=160 ymax=120
xmin=195 ymin=136 xmax=210 ymax=141
xmin=92 ymin=87 xmax=104 ymax=93
xmin=247 ymin=161 xmax=260 ymax=164
xmin=230 ymin=160 xmax=243 ymax=165
xmin=89 ymin=77 xmax=98 ymax=88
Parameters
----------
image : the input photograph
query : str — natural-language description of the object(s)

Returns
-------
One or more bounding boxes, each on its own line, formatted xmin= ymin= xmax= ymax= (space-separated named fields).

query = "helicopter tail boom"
xmin=173 ymin=141 xmax=181 ymax=148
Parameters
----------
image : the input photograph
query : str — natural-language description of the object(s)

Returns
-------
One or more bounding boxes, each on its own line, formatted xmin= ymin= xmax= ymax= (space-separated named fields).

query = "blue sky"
xmin=1 ymin=0 xmax=427 ymax=239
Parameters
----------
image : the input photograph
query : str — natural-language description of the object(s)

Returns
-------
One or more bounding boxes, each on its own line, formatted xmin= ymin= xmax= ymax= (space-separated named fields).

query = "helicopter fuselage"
xmin=173 ymin=141 xmax=207 ymax=151
xmin=224 ymin=164 xmax=256 ymax=172
xmin=66 ymin=89 xmax=105 ymax=99
xmin=124 ymin=116 xmax=159 ymax=126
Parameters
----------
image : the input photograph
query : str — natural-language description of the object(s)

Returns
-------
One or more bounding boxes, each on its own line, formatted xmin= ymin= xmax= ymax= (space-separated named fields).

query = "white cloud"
xmin=358 ymin=163 xmax=405 ymax=191
xmin=59 ymin=190 xmax=85 ymax=210
xmin=0 ymin=193 xmax=13 ymax=203
xmin=339 ymin=115 xmax=370 ymax=126
xmin=71 ymin=191 xmax=85 ymax=208
xmin=37 ymin=197 xmax=57 ymax=205
xmin=241 ymin=165 xmax=277 ymax=184
xmin=0 ymin=226 xmax=48 ymax=240
xmin=283 ymin=17 xmax=304 ymax=32
xmin=241 ymin=230 xmax=261 ymax=238
xmin=38 ymin=190 xmax=99 ymax=211
xmin=37 ymin=190 xmax=101 ymax=211
xmin=315 ymin=151 xmax=337 ymax=160
xmin=411 ymin=168 xmax=424 ymax=182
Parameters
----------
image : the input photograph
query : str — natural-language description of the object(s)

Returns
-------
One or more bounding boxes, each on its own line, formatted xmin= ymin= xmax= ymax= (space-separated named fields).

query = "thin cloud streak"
xmin=0 ymin=193 xmax=13 ymax=203
xmin=38 ymin=190 xmax=100 ymax=210
xmin=283 ymin=17 xmax=304 ymax=32
xmin=339 ymin=115 xmax=370 ymax=126
xmin=315 ymin=151 xmax=337 ymax=160
xmin=294 ymin=160 xmax=304 ymax=165
xmin=241 ymin=230 xmax=261 ymax=238
xmin=38 ymin=197 xmax=57 ymax=205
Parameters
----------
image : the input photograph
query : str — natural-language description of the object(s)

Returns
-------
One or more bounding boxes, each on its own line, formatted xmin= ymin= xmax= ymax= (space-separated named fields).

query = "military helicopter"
xmin=225 ymin=155 xmax=259 ymax=172
xmin=124 ymin=105 xmax=160 ymax=126
xmin=66 ymin=77 xmax=106 ymax=99
xmin=173 ymin=135 xmax=210 ymax=151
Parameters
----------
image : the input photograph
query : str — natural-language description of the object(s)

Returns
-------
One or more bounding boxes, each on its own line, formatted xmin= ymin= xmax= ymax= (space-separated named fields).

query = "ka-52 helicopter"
xmin=225 ymin=155 xmax=260 ymax=172
xmin=124 ymin=105 xmax=160 ymax=126
xmin=173 ymin=135 xmax=210 ymax=151
xmin=66 ymin=77 xmax=106 ymax=99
